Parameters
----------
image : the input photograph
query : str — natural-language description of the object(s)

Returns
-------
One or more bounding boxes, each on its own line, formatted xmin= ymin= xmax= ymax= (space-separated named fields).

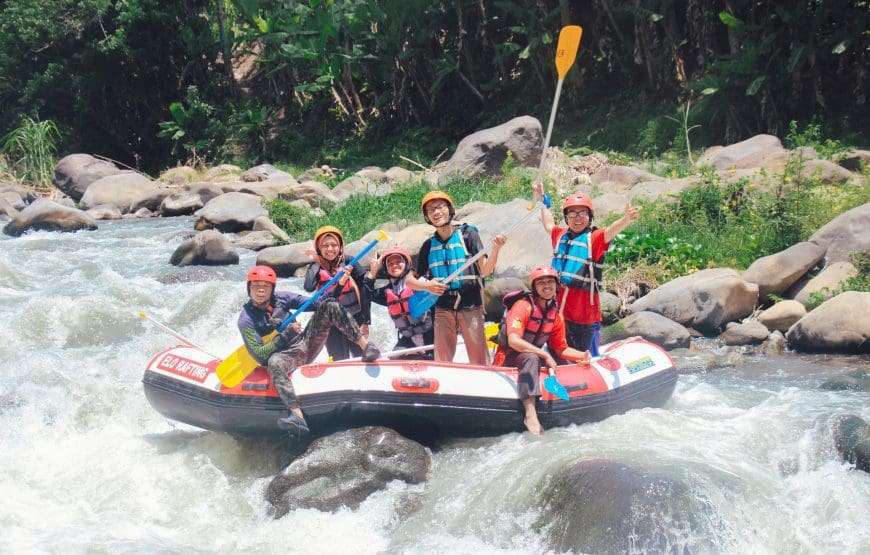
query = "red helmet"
xmin=421 ymin=190 xmax=455 ymax=224
xmin=529 ymin=265 xmax=559 ymax=288
xmin=562 ymin=194 xmax=594 ymax=220
xmin=247 ymin=265 xmax=277 ymax=285
xmin=381 ymin=246 xmax=412 ymax=266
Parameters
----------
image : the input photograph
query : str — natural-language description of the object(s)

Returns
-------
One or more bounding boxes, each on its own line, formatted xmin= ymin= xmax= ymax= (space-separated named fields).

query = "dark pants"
xmin=324 ymin=326 xmax=363 ymax=361
xmin=267 ymin=300 xmax=362 ymax=411
xmin=565 ymin=321 xmax=600 ymax=356
xmin=501 ymin=351 xmax=542 ymax=400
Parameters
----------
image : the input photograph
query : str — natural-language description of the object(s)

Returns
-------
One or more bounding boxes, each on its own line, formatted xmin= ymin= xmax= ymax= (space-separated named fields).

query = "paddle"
xmin=216 ymin=230 xmax=389 ymax=388
xmin=139 ymin=311 xmax=219 ymax=359
xmin=408 ymin=202 xmax=543 ymax=320
xmin=536 ymin=25 xmax=582 ymax=188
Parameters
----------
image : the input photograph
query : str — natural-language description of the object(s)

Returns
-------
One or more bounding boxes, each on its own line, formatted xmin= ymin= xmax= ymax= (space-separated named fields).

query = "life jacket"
xmin=384 ymin=280 xmax=433 ymax=338
xmin=427 ymin=224 xmax=481 ymax=292
xmin=492 ymin=290 xmax=558 ymax=350
xmin=551 ymin=228 xmax=604 ymax=292
xmin=317 ymin=266 xmax=361 ymax=316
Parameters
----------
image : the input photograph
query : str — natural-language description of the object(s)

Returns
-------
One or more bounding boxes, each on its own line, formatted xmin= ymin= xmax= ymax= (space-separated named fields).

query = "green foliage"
xmin=603 ymin=154 xmax=869 ymax=283
xmin=841 ymin=252 xmax=870 ymax=294
xmin=1 ymin=116 xmax=60 ymax=190
xmin=784 ymin=120 xmax=846 ymax=160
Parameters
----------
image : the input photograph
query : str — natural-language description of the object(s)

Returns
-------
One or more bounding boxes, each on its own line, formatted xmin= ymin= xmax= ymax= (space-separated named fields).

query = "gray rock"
xmin=787 ymin=261 xmax=857 ymax=306
xmin=786 ymin=291 xmax=870 ymax=353
xmin=628 ymin=178 xmax=693 ymax=202
xmin=241 ymin=163 xmax=292 ymax=182
xmin=440 ymin=115 xmax=543 ymax=180
xmin=86 ymin=204 xmax=123 ymax=220
xmin=600 ymin=291 xmax=621 ymax=325
xmin=537 ymin=459 xmax=707 ymax=554
xmin=837 ymin=149 xmax=869 ymax=172
xmin=130 ymin=187 xmax=173 ymax=213
xmin=758 ymin=300 xmax=806 ymax=332
xmin=232 ymin=230 xmax=277 ymax=251
xmin=800 ymin=158 xmax=860 ymax=185
xmin=820 ymin=370 xmax=869 ymax=392
xmin=158 ymin=166 xmax=198 ymax=185
xmin=385 ymin=166 xmax=414 ymax=183
xmin=833 ymin=415 xmax=870 ymax=472
xmin=3 ymin=198 xmax=97 ymax=236
xmin=252 ymin=215 xmax=291 ymax=243
xmin=203 ymin=164 xmax=242 ymax=182
xmin=266 ymin=426 xmax=430 ymax=516
xmin=53 ymin=154 xmax=122 ymax=201
xmin=256 ymin=243 xmax=313 ymax=277
xmin=590 ymin=165 xmax=661 ymax=190
xmin=742 ymin=241 xmax=826 ymax=302
xmin=669 ymin=347 xmax=745 ymax=374
xmin=79 ymin=172 xmax=158 ymax=213
xmin=355 ymin=166 xmax=388 ymax=181
xmin=169 ymin=229 xmax=239 ymax=266
xmin=809 ymin=203 xmax=870 ymax=264
xmin=718 ymin=319 xmax=770 ymax=346
xmin=696 ymin=134 xmax=788 ymax=172
xmin=160 ymin=183 xmax=224 ymax=216
xmin=0 ymin=190 xmax=25 ymax=211
xmin=603 ymin=311 xmax=691 ymax=350
xmin=194 ymin=192 xmax=267 ymax=232
xmin=331 ymin=175 xmax=391 ymax=202
xmin=483 ymin=277 xmax=528 ymax=321
xmin=629 ymin=268 xmax=758 ymax=335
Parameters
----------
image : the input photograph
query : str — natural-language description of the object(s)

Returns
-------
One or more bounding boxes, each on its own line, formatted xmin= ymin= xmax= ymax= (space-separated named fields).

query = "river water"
xmin=1 ymin=218 xmax=868 ymax=554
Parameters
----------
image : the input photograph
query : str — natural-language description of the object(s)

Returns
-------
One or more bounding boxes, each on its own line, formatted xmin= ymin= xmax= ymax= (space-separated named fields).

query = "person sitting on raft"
xmin=238 ymin=265 xmax=380 ymax=439
xmin=303 ymin=225 xmax=372 ymax=361
xmin=492 ymin=265 xmax=590 ymax=436
xmin=364 ymin=246 xmax=434 ymax=359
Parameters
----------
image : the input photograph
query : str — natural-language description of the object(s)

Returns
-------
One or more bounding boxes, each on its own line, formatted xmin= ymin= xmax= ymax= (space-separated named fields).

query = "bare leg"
xmin=522 ymin=397 xmax=544 ymax=436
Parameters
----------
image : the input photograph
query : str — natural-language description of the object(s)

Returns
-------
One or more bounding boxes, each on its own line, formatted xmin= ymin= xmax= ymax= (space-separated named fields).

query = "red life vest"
xmin=384 ymin=283 xmax=432 ymax=338
xmin=493 ymin=293 xmax=558 ymax=350
xmin=318 ymin=267 xmax=361 ymax=316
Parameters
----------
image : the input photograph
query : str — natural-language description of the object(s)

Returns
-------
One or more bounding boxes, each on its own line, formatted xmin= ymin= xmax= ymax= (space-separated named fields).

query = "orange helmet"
xmin=314 ymin=225 xmax=344 ymax=253
xmin=246 ymin=265 xmax=277 ymax=285
xmin=529 ymin=265 xmax=559 ymax=288
xmin=380 ymin=246 xmax=412 ymax=266
xmin=421 ymin=190 xmax=455 ymax=224
xmin=562 ymin=194 xmax=594 ymax=221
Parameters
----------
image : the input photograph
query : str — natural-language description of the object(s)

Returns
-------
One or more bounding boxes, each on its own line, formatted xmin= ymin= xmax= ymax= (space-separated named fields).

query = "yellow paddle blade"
xmin=485 ymin=322 xmax=500 ymax=350
xmin=555 ymin=25 xmax=583 ymax=79
xmin=216 ymin=330 xmax=277 ymax=388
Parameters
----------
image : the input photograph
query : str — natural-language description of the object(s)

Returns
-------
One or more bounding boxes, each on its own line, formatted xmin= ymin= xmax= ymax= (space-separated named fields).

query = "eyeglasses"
xmin=426 ymin=202 xmax=450 ymax=215
xmin=565 ymin=210 xmax=590 ymax=219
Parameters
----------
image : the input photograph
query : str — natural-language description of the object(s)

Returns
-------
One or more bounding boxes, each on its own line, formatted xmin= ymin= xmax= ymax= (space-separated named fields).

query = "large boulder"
xmin=741 ymin=241 xmax=826 ymax=302
xmin=629 ymin=268 xmax=759 ymax=335
xmin=786 ymin=291 xmax=870 ymax=353
xmin=160 ymin=183 xmax=224 ymax=216
xmin=787 ymin=261 xmax=858 ymax=306
xmin=602 ymin=311 xmax=691 ymax=350
xmin=331 ymin=175 xmax=391 ymax=202
xmin=240 ymin=163 xmax=292 ymax=182
xmin=718 ymin=319 xmax=770 ymax=346
xmin=130 ymin=187 xmax=174 ymax=213
xmin=482 ymin=277 xmax=528 ymax=321
xmin=85 ymin=204 xmax=122 ymax=220
xmin=833 ymin=415 xmax=870 ymax=473
xmin=809 ymin=202 xmax=870 ymax=264
xmin=266 ymin=427 xmax=430 ymax=516
xmin=590 ymin=165 xmax=662 ymax=192
xmin=53 ymin=154 xmax=123 ymax=201
xmin=695 ymin=134 xmax=788 ymax=172
xmin=78 ymin=172 xmax=158 ymax=213
xmin=757 ymin=300 xmax=806 ymax=332
xmin=440 ymin=115 xmax=543 ymax=180
xmin=256 ymin=243 xmax=314 ymax=277
xmin=169 ymin=229 xmax=239 ymax=266
xmin=3 ymin=198 xmax=97 ymax=236
xmin=252 ymin=215 xmax=291 ymax=243
xmin=536 ymin=459 xmax=703 ymax=554
xmin=193 ymin=192 xmax=267 ymax=232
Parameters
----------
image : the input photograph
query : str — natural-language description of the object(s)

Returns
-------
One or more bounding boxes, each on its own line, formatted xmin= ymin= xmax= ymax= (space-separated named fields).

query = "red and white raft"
xmin=143 ymin=337 xmax=677 ymax=439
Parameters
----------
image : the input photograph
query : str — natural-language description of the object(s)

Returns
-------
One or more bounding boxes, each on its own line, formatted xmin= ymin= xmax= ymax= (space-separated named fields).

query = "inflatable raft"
xmin=143 ymin=337 xmax=677 ymax=439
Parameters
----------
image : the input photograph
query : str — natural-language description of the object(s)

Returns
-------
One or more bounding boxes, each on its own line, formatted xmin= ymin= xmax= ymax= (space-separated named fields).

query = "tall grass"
xmin=2 ymin=116 xmax=61 ymax=191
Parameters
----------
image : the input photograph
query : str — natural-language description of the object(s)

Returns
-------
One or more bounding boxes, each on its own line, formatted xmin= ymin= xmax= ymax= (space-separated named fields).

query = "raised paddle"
xmin=407 ymin=202 xmax=543 ymax=320
xmin=536 ymin=25 xmax=582 ymax=188
xmin=216 ymin=230 xmax=389 ymax=388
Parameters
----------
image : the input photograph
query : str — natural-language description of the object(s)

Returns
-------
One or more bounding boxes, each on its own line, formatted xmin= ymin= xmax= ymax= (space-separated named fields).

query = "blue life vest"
xmin=428 ymin=225 xmax=480 ymax=292
xmin=551 ymin=228 xmax=603 ymax=291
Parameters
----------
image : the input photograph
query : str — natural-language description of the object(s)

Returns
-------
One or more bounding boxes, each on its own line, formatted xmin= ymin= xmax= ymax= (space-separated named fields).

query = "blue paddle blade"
xmin=542 ymin=193 xmax=552 ymax=209
xmin=544 ymin=374 xmax=569 ymax=401
xmin=408 ymin=290 xmax=437 ymax=320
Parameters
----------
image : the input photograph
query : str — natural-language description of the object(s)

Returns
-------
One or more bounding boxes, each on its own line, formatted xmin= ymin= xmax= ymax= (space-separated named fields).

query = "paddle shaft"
xmin=535 ymin=77 xmax=565 ymax=185
xmin=138 ymin=311 xmax=218 ymax=358
xmin=276 ymin=231 xmax=386 ymax=332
